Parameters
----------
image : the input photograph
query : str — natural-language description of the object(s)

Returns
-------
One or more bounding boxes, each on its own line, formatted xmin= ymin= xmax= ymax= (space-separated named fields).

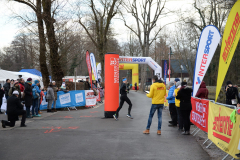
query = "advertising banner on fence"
xmin=86 ymin=51 xmax=92 ymax=89
xmin=90 ymin=53 xmax=98 ymax=81
xmin=190 ymin=97 xmax=209 ymax=132
xmin=40 ymin=90 xmax=86 ymax=110
xmin=192 ymin=25 xmax=221 ymax=97
xmin=208 ymin=101 xmax=240 ymax=159
xmin=85 ymin=90 xmax=96 ymax=107
xmin=215 ymin=1 xmax=240 ymax=101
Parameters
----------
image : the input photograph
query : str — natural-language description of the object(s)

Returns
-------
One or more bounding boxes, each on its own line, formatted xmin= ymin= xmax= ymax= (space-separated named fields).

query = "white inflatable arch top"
xmin=119 ymin=56 xmax=162 ymax=79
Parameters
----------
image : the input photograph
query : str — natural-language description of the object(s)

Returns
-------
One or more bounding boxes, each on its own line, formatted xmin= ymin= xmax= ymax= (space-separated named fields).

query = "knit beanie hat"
xmin=169 ymin=81 xmax=174 ymax=86
xmin=226 ymin=81 xmax=232 ymax=85
xmin=34 ymin=80 xmax=39 ymax=84
xmin=27 ymin=78 xmax=32 ymax=81
xmin=176 ymin=81 xmax=181 ymax=87
xmin=181 ymin=82 xmax=187 ymax=86
xmin=175 ymin=78 xmax=180 ymax=82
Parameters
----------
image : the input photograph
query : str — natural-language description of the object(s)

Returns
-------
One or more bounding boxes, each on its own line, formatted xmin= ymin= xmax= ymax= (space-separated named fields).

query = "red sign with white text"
xmin=190 ymin=97 xmax=209 ymax=133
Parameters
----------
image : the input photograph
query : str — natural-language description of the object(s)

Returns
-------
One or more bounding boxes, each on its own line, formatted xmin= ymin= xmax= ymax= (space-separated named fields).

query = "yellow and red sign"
xmin=215 ymin=0 xmax=240 ymax=101
xmin=208 ymin=101 xmax=240 ymax=159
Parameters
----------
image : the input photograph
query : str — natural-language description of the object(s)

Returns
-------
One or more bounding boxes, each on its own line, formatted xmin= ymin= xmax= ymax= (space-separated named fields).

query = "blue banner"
xmin=40 ymin=90 xmax=86 ymax=110
xmin=163 ymin=60 xmax=168 ymax=84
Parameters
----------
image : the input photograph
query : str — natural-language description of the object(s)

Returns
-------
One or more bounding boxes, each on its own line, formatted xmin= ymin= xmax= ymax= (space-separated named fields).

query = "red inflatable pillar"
xmin=104 ymin=53 xmax=119 ymax=118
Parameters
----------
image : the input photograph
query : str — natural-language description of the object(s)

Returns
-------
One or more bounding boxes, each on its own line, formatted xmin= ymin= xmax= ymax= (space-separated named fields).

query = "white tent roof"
xmin=0 ymin=69 xmax=44 ymax=88
xmin=0 ymin=69 xmax=19 ymax=81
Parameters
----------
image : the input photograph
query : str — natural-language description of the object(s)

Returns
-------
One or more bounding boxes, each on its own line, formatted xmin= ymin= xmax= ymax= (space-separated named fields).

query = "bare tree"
xmin=41 ymin=0 xmax=64 ymax=87
xmin=121 ymin=0 xmax=168 ymax=90
xmin=10 ymin=0 xmax=50 ymax=87
xmin=77 ymin=0 xmax=122 ymax=81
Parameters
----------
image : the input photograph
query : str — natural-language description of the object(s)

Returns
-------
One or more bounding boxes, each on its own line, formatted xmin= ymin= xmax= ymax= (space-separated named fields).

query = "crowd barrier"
xmin=0 ymin=90 xmax=101 ymax=113
xmin=40 ymin=90 xmax=101 ymax=110
xmin=191 ymin=97 xmax=238 ymax=160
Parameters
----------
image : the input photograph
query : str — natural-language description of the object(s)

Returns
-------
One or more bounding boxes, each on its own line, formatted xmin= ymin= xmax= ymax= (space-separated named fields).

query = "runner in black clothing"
xmin=113 ymin=77 xmax=133 ymax=121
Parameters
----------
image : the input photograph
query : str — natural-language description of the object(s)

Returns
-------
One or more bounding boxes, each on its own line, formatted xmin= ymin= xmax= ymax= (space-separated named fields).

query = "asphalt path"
xmin=0 ymin=91 xmax=210 ymax=160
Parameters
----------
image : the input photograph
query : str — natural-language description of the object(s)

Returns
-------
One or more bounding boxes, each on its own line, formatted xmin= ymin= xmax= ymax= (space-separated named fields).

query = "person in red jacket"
xmin=195 ymin=81 xmax=208 ymax=99
xmin=19 ymin=78 xmax=25 ymax=92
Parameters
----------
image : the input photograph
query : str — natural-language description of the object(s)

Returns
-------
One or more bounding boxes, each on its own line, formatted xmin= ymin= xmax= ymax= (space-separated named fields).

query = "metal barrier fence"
xmin=191 ymin=97 xmax=236 ymax=160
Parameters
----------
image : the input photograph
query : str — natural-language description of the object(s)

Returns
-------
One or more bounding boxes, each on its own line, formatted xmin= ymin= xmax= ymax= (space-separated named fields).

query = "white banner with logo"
xmin=193 ymin=25 xmax=221 ymax=96
xmin=85 ymin=90 xmax=96 ymax=107
xmin=119 ymin=56 xmax=162 ymax=79
xmin=90 ymin=53 xmax=98 ymax=80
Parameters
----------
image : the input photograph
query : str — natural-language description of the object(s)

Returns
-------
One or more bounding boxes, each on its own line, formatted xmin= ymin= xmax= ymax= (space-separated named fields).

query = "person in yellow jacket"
xmin=173 ymin=81 xmax=183 ymax=131
xmin=143 ymin=76 xmax=166 ymax=135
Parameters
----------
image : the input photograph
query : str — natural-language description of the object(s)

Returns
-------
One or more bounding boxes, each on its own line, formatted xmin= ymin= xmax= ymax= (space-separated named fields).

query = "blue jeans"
xmin=32 ymin=99 xmax=39 ymax=115
xmin=146 ymin=104 xmax=163 ymax=130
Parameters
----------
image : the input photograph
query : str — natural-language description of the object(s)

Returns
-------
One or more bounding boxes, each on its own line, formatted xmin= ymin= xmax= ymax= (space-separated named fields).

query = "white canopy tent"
xmin=0 ymin=69 xmax=43 ymax=88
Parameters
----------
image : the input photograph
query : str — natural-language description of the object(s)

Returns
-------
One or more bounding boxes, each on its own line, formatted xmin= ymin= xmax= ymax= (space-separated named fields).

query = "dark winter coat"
xmin=195 ymin=81 xmax=208 ymax=99
xmin=3 ymin=83 xmax=10 ymax=97
xmin=176 ymin=87 xmax=193 ymax=110
xmin=24 ymin=82 xmax=32 ymax=107
xmin=0 ymin=89 xmax=5 ymax=99
xmin=7 ymin=95 xmax=23 ymax=121
xmin=226 ymin=86 xmax=239 ymax=100
xmin=84 ymin=81 xmax=91 ymax=90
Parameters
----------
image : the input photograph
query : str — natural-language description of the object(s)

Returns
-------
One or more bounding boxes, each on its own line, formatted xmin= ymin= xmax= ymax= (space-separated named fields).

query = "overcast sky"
xmin=0 ymin=0 xmax=193 ymax=50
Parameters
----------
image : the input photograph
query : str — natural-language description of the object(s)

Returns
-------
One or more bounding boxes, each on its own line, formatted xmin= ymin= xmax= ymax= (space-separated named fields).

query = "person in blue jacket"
xmin=32 ymin=80 xmax=41 ymax=117
xmin=167 ymin=78 xmax=180 ymax=127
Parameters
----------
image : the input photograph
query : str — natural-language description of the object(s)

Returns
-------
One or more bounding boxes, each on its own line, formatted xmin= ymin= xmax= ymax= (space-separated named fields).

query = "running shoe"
xmin=126 ymin=114 xmax=133 ymax=119
xmin=34 ymin=114 xmax=41 ymax=117
xmin=113 ymin=114 xmax=118 ymax=121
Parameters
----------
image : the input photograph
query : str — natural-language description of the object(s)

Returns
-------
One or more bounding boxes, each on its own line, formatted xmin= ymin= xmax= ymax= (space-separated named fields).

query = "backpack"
xmin=32 ymin=86 xmax=39 ymax=99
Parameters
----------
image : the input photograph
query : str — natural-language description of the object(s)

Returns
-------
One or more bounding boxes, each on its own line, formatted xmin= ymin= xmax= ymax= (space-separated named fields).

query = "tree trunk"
xmin=42 ymin=0 xmax=64 ymax=87
xmin=36 ymin=0 xmax=50 ymax=87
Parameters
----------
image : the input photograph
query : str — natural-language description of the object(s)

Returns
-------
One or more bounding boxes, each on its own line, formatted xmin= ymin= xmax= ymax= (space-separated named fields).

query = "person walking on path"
xmin=225 ymin=81 xmax=240 ymax=105
xmin=52 ymin=81 xmax=58 ymax=112
xmin=143 ymin=76 xmax=166 ymax=135
xmin=166 ymin=81 xmax=177 ymax=127
xmin=46 ymin=83 xmax=55 ymax=113
xmin=176 ymin=82 xmax=193 ymax=135
xmin=0 ymin=86 xmax=5 ymax=114
xmin=113 ymin=77 xmax=133 ymax=120
xmin=173 ymin=81 xmax=183 ymax=131
xmin=24 ymin=78 xmax=33 ymax=118
xmin=1 ymin=90 xmax=27 ymax=128
xmin=8 ymin=81 xmax=21 ymax=99
xmin=32 ymin=80 xmax=41 ymax=117
xmin=195 ymin=81 xmax=208 ymax=99
xmin=3 ymin=79 xmax=10 ymax=100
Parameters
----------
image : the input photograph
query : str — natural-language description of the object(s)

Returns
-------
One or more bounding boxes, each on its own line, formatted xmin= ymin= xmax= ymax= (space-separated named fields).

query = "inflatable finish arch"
xmin=119 ymin=56 xmax=162 ymax=79
xmin=119 ymin=63 xmax=139 ymax=89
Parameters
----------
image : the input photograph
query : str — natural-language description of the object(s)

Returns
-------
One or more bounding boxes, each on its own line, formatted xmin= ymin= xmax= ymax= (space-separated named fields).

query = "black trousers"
xmin=115 ymin=95 xmax=132 ymax=117
xmin=169 ymin=103 xmax=177 ymax=125
xmin=5 ymin=110 xmax=26 ymax=127
xmin=176 ymin=107 xmax=183 ymax=129
xmin=182 ymin=109 xmax=191 ymax=132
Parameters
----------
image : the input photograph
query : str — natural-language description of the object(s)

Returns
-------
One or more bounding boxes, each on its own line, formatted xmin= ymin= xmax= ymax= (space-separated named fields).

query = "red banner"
xmin=190 ymin=97 xmax=209 ymax=133
xmin=86 ymin=51 xmax=92 ymax=89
